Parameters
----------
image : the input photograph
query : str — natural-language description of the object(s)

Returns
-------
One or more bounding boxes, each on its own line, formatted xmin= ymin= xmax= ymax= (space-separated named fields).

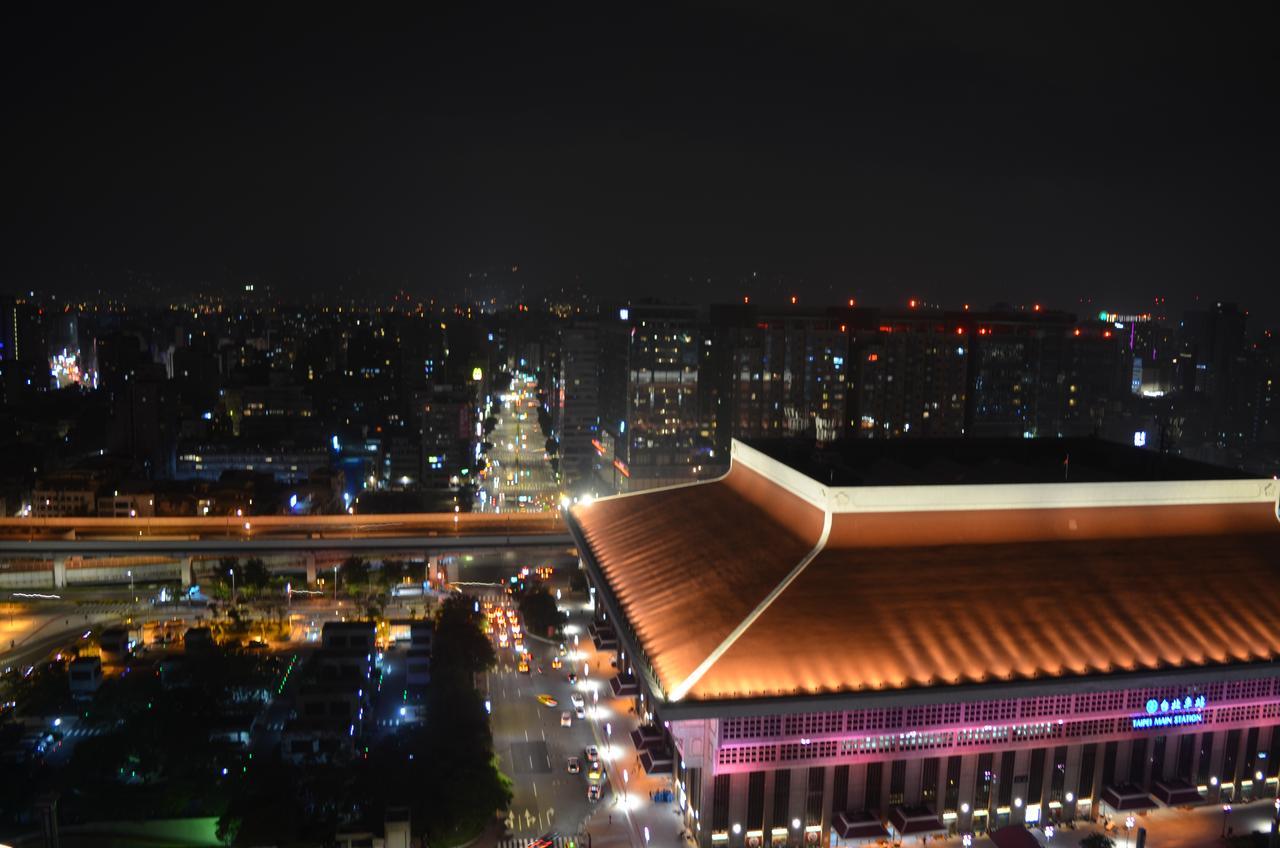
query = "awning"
xmin=1152 ymin=779 xmax=1204 ymax=807
xmin=989 ymin=825 xmax=1043 ymax=848
xmin=639 ymin=747 xmax=674 ymax=772
xmin=1101 ymin=784 xmax=1158 ymax=811
xmin=630 ymin=726 xmax=666 ymax=751
xmin=833 ymin=811 xmax=887 ymax=841
xmin=888 ymin=805 xmax=944 ymax=835
xmin=609 ymin=675 xmax=639 ymax=697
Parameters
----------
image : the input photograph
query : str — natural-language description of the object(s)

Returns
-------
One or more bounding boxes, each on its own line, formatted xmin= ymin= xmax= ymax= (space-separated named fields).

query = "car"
xmin=575 ymin=705 xmax=586 ymax=720
xmin=587 ymin=784 xmax=602 ymax=802
xmin=585 ymin=745 xmax=599 ymax=763
xmin=536 ymin=694 xmax=558 ymax=707
xmin=517 ymin=660 xmax=530 ymax=674
xmin=587 ymin=762 xmax=604 ymax=781
xmin=550 ymin=657 xmax=562 ymax=669
xmin=570 ymin=693 xmax=585 ymax=709
xmin=567 ymin=673 xmax=577 ymax=684
xmin=560 ymin=711 xmax=572 ymax=727
xmin=567 ymin=756 xmax=581 ymax=773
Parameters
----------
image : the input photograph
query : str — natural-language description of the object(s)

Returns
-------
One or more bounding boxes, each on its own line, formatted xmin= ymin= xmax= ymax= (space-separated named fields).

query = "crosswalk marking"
xmin=496 ymin=837 xmax=584 ymax=848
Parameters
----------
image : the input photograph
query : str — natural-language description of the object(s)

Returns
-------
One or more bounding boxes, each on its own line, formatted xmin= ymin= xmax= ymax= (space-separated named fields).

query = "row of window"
xmin=719 ymin=677 xmax=1280 ymax=742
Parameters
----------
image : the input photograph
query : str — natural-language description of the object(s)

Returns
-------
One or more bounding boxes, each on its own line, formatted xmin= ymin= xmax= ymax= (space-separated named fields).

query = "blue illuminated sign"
xmin=1132 ymin=713 xmax=1203 ymax=729
xmin=1145 ymin=695 xmax=1205 ymax=714
xmin=1131 ymin=695 xmax=1207 ymax=730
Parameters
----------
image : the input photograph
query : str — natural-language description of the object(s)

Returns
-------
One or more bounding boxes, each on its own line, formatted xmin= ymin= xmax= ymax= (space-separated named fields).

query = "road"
xmin=480 ymin=374 xmax=560 ymax=514
xmin=0 ymin=511 xmax=566 ymax=553
xmin=484 ymin=588 xmax=607 ymax=842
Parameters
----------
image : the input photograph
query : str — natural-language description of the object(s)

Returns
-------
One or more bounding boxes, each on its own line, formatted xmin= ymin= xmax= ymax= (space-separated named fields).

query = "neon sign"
xmin=1145 ymin=696 xmax=1205 ymax=714
xmin=1132 ymin=713 xmax=1202 ymax=729
xmin=1130 ymin=695 xmax=1206 ymax=730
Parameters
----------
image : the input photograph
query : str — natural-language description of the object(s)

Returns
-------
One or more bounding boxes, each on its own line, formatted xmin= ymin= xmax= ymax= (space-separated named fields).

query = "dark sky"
xmin=4 ymin=3 xmax=1277 ymax=324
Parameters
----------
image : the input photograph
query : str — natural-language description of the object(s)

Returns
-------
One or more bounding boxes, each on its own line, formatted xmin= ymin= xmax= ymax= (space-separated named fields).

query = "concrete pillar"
xmin=304 ymin=552 xmax=317 ymax=586
xmin=52 ymin=556 xmax=67 ymax=589
xmin=180 ymin=556 xmax=194 ymax=587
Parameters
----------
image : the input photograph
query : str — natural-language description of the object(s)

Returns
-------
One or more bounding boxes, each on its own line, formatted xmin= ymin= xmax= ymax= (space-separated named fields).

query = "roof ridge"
xmin=667 ymin=505 xmax=832 ymax=702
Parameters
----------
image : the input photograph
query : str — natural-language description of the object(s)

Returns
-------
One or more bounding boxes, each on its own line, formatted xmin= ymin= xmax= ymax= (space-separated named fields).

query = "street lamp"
xmin=623 ymin=768 xmax=629 ymax=804
xmin=1221 ymin=803 xmax=1232 ymax=838
xmin=228 ymin=567 xmax=236 ymax=605
xmin=1124 ymin=815 xmax=1135 ymax=848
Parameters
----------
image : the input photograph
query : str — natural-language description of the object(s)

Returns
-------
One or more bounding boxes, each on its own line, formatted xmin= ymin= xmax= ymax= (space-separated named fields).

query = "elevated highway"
xmin=0 ymin=512 xmax=572 ymax=589
xmin=0 ymin=512 xmax=568 ymax=554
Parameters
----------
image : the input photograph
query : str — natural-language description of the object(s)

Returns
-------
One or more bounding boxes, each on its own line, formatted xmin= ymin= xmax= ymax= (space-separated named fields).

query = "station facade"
xmin=567 ymin=438 xmax=1280 ymax=846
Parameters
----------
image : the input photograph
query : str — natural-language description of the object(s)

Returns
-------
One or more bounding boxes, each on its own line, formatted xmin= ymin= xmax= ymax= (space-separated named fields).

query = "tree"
xmin=517 ymin=585 xmax=564 ymax=639
xmin=216 ymin=814 xmax=241 ymax=846
xmin=434 ymin=594 xmax=497 ymax=679
xmin=339 ymin=557 xmax=369 ymax=592
xmin=240 ymin=558 xmax=270 ymax=590
xmin=545 ymin=436 xmax=558 ymax=456
xmin=1079 ymin=835 xmax=1115 ymax=848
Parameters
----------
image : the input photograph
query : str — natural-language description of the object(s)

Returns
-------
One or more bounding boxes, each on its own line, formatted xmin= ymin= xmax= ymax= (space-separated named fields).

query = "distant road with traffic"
xmin=0 ymin=512 xmax=569 ymax=555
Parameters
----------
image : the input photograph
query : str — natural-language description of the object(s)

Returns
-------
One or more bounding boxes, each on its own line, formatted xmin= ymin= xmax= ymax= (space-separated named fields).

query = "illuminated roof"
xmin=569 ymin=439 xmax=1280 ymax=710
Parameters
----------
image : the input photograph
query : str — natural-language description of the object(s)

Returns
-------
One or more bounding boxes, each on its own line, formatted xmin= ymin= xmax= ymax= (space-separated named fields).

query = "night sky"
xmin=4 ymin=3 xmax=1277 ymax=323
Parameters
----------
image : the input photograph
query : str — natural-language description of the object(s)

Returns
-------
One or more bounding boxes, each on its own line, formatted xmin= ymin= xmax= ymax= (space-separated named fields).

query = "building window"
xmin=944 ymin=756 xmax=962 ymax=812
xmin=772 ymin=769 xmax=790 ymax=829
xmin=1243 ymin=727 xmax=1260 ymax=780
xmin=975 ymin=754 xmax=994 ymax=810
xmin=1049 ymin=746 xmax=1067 ymax=804
xmin=920 ymin=758 xmax=939 ymax=806
xmin=1150 ymin=736 xmax=1168 ymax=785
xmin=805 ymin=767 xmax=824 ymax=826
xmin=1196 ymin=734 xmax=1215 ymax=786
xmin=1223 ymin=729 xmax=1242 ymax=789
xmin=747 ymin=772 xmax=766 ymax=830
xmin=1078 ymin=744 xmax=1098 ymax=801
xmin=888 ymin=760 xmax=907 ymax=806
xmin=1027 ymin=748 xmax=1046 ymax=805
xmin=712 ymin=774 xmax=731 ymax=831
xmin=1176 ymin=735 xmax=1196 ymax=781
xmin=832 ymin=765 xmax=850 ymax=815
xmin=1128 ymin=738 xmax=1148 ymax=786
xmin=996 ymin=751 xmax=1016 ymax=807
xmin=865 ymin=762 xmax=883 ymax=813
xmin=1101 ymin=742 xmax=1119 ymax=789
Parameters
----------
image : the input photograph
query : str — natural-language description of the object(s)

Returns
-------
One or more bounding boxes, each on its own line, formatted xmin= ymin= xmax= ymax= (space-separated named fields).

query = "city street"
xmin=480 ymin=374 xmax=560 ymax=514
xmin=485 ymin=594 xmax=601 ymax=841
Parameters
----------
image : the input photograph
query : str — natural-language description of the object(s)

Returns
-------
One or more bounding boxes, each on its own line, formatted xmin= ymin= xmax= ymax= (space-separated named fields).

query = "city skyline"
xmin=4 ymin=3 xmax=1278 ymax=325
xmin=2 ymin=5 xmax=1279 ymax=848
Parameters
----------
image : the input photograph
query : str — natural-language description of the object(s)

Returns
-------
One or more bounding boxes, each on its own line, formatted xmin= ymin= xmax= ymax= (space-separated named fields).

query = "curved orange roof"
xmin=571 ymin=459 xmax=1280 ymax=704
xmin=573 ymin=463 xmax=823 ymax=692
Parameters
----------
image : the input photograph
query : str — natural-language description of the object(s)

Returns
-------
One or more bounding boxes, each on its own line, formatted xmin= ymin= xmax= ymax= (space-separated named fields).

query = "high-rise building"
xmin=556 ymin=322 xmax=601 ymax=492
xmin=845 ymin=310 xmax=970 ymax=439
xmin=616 ymin=304 xmax=709 ymax=491
xmin=965 ymin=309 xmax=1074 ymax=438
xmin=704 ymin=305 xmax=848 ymax=452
